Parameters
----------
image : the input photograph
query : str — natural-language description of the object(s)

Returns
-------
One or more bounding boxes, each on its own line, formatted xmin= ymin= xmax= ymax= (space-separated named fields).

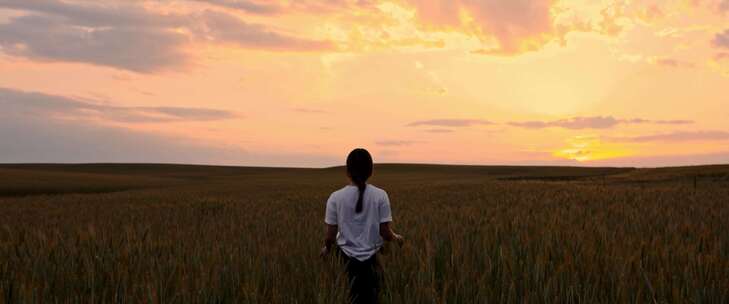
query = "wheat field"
xmin=0 ymin=164 xmax=727 ymax=303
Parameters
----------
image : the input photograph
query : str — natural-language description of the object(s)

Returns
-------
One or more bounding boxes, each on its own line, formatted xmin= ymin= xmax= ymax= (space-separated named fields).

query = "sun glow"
xmin=553 ymin=135 xmax=633 ymax=162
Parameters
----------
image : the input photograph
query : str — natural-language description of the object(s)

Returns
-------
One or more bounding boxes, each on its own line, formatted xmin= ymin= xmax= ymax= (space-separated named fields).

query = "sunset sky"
xmin=1 ymin=0 xmax=729 ymax=167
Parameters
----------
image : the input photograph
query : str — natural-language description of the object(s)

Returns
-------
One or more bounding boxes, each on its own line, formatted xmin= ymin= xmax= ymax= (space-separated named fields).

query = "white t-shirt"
xmin=324 ymin=184 xmax=393 ymax=261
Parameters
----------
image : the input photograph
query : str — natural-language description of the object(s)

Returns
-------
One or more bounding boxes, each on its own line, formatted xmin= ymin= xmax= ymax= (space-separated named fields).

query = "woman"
xmin=320 ymin=148 xmax=404 ymax=304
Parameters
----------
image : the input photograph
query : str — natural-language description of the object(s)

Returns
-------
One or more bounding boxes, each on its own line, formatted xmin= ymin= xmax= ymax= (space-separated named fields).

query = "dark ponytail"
xmin=346 ymin=148 xmax=373 ymax=213
xmin=355 ymin=182 xmax=366 ymax=213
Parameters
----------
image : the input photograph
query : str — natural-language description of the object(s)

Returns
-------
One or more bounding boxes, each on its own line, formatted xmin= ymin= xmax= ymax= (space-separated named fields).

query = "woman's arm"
xmin=320 ymin=224 xmax=338 ymax=257
xmin=380 ymin=222 xmax=404 ymax=246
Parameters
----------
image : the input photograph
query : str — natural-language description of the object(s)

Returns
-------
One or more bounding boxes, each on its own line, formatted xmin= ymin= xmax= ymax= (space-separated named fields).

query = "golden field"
xmin=0 ymin=164 xmax=727 ymax=303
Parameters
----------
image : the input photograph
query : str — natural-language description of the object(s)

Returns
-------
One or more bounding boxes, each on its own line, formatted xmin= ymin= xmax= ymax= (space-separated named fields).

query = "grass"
xmin=0 ymin=163 xmax=727 ymax=303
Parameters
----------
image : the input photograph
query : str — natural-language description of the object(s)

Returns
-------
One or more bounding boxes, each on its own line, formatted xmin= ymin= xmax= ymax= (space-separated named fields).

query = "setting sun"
xmin=553 ymin=135 xmax=633 ymax=162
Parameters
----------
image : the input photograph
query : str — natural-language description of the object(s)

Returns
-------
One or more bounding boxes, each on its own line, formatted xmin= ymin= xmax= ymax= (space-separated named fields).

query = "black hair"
xmin=346 ymin=148 xmax=373 ymax=213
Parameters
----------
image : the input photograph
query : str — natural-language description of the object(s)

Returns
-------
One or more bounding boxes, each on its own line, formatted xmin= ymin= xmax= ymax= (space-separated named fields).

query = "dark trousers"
xmin=336 ymin=248 xmax=382 ymax=304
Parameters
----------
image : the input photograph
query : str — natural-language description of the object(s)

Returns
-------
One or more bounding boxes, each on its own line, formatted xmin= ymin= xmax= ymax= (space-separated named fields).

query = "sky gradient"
xmin=1 ymin=0 xmax=729 ymax=167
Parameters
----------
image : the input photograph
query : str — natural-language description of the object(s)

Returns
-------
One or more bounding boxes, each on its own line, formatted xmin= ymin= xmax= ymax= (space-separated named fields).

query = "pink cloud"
xmin=424 ymin=129 xmax=454 ymax=133
xmin=714 ymin=29 xmax=729 ymax=49
xmin=508 ymin=116 xmax=693 ymax=130
xmin=607 ymin=131 xmax=729 ymax=143
xmin=654 ymin=58 xmax=696 ymax=69
xmin=403 ymin=0 xmax=555 ymax=55
xmin=407 ymin=119 xmax=493 ymax=127
xmin=193 ymin=0 xmax=281 ymax=15
xmin=715 ymin=52 xmax=729 ymax=61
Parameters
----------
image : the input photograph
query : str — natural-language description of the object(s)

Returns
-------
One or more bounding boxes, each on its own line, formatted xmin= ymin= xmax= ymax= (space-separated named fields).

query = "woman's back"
xmin=325 ymin=184 xmax=392 ymax=261
xmin=320 ymin=148 xmax=403 ymax=304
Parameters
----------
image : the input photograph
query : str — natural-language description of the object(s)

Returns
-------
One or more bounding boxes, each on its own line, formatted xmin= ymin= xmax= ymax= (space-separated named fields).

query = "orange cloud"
xmin=198 ymin=10 xmax=334 ymax=51
xmin=508 ymin=116 xmax=693 ymax=130
xmin=607 ymin=131 xmax=729 ymax=143
xmin=192 ymin=0 xmax=281 ymax=15
xmin=652 ymin=57 xmax=697 ymax=68
xmin=714 ymin=29 xmax=729 ymax=49
xmin=402 ymin=0 xmax=557 ymax=55
xmin=715 ymin=52 xmax=729 ymax=60
xmin=407 ymin=119 xmax=493 ymax=127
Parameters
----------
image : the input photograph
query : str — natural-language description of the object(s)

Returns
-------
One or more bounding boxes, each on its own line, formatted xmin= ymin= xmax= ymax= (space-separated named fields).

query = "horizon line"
xmin=2 ymin=161 xmax=728 ymax=170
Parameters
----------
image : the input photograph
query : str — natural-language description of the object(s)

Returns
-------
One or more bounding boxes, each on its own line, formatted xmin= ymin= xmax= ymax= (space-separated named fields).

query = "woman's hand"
xmin=320 ymin=224 xmax=337 ymax=259
xmin=319 ymin=246 xmax=330 ymax=258
xmin=393 ymin=233 xmax=405 ymax=247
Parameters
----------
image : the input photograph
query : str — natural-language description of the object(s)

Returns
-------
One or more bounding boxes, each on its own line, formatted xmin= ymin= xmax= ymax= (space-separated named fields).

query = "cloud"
xmin=0 ymin=110 xmax=337 ymax=166
xmin=0 ymin=87 xmax=338 ymax=166
xmin=0 ymin=12 xmax=188 ymax=72
xmin=193 ymin=0 xmax=281 ymax=15
xmin=402 ymin=0 xmax=557 ymax=55
xmin=410 ymin=117 xmax=692 ymax=130
xmin=376 ymin=140 xmax=421 ymax=146
xmin=0 ymin=87 xmax=243 ymax=163
xmin=197 ymin=10 xmax=334 ymax=51
xmin=407 ymin=119 xmax=492 ymax=127
xmin=286 ymin=0 xmax=378 ymax=14
xmin=0 ymin=87 xmax=239 ymax=123
xmin=621 ymin=118 xmax=694 ymax=125
xmin=510 ymin=116 xmax=620 ymax=129
xmin=653 ymin=58 xmax=696 ymax=69
xmin=143 ymin=107 xmax=239 ymax=121
xmin=0 ymin=110 xmax=243 ymax=164
xmin=424 ymin=129 xmax=454 ymax=133
xmin=509 ymin=116 xmax=693 ymax=130
xmin=0 ymin=0 xmax=333 ymax=72
xmin=713 ymin=29 xmax=729 ymax=49
xmin=607 ymin=131 xmax=729 ymax=143
xmin=715 ymin=52 xmax=729 ymax=61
